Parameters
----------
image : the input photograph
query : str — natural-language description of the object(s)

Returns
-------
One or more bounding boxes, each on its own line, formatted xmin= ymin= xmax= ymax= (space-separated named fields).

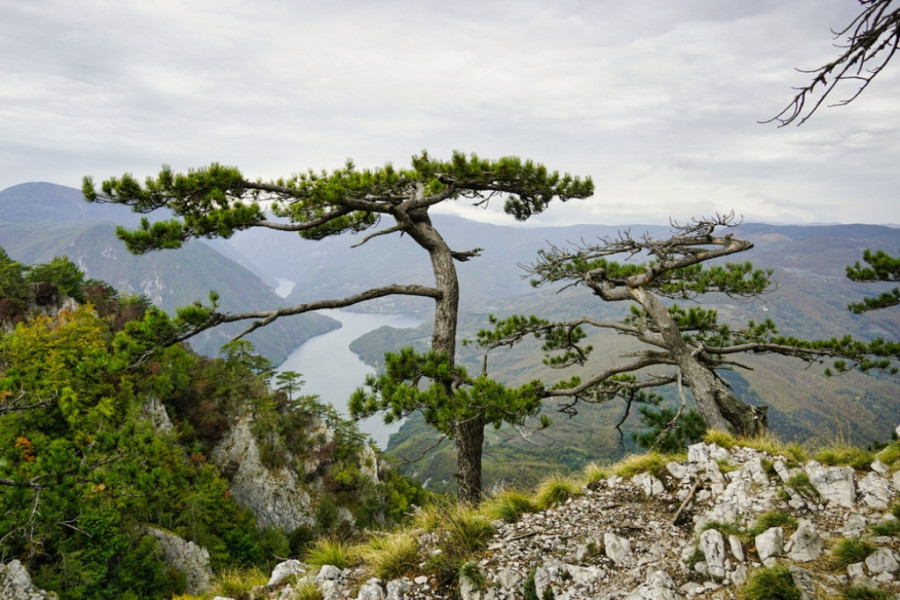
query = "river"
xmin=276 ymin=308 xmax=421 ymax=448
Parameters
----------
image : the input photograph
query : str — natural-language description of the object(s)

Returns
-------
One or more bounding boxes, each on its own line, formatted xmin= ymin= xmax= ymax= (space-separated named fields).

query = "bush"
xmin=815 ymin=444 xmax=874 ymax=470
xmin=840 ymin=586 xmax=892 ymax=600
xmin=740 ymin=565 xmax=801 ymax=600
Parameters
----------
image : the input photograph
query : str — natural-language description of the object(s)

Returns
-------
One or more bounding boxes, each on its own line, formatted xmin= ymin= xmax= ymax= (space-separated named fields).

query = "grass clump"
xmin=891 ymin=502 xmax=900 ymax=519
xmin=831 ymin=538 xmax=877 ymax=570
xmin=582 ymin=461 xmax=610 ymax=485
xmin=206 ymin=567 xmax=269 ymax=600
xmin=305 ymin=537 xmax=353 ymax=569
xmin=613 ymin=452 xmax=673 ymax=480
xmin=815 ymin=444 xmax=873 ymax=470
xmin=840 ymin=586 xmax=892 ymax=600
xmin=876 ymin=441 xmax=900 ymax=467
xmin=740 ymin=564 xmax=801 ymax=600
xmin=534 ymin=475 xmax=582 ymax=510
xmin=868 ymin=519 xmax=900 ymax=537
xmin=295 ymin=581 xmax=325 ymax=600
xmin=784 ymin=473 xmax=820 ymax=501
xmin=703 ymin=429 xmax=737 ymax=449
xmin=749 ymin=510 xmax=798 ymax=537
xmin=357 ymin=532 xmax=419 ymax=580
xmin=703 ymin=520 xmax=746 ymax=538
xmin=482 ymin=489 xmax=536 ymax=523
xmin=418 ymin=501 xmax=496 ymax=591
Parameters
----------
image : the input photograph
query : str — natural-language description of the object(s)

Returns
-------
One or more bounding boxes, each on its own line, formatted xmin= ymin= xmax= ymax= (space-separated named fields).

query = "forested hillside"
xmin=0 ymin=257 xmax=425 ymax=599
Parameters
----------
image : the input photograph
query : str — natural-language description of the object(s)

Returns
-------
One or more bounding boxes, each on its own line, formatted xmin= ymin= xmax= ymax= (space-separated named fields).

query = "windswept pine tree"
xmin=83 ymin=152 xmax=593 ymax=502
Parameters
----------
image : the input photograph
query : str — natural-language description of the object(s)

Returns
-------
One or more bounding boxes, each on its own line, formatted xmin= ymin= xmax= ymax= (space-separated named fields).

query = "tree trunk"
xmin=632 ymin=288 xmax=768 ymax=437
xmin=453 ymin=414 xmax=486 ymax=505
xmin=405 ymin=210 xmax=489 ymax=501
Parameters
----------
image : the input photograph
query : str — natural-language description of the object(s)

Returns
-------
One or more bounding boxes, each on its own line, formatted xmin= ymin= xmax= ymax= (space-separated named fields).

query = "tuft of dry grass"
xmin=357 ymin=532 xmax=420 ymax=580
xmin=534 ymin=474 xmax=582 ymax=510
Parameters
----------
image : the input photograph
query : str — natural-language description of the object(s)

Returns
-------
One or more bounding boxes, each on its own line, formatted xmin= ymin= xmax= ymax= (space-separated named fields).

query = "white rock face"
xmin=623 ymin=571 xmax=684 ymax=600
xmin=699 ymin=529 xmax=726 ymax=580
xmin=0 ymin=560 xmax=57 ymax=600
xmin=858 ymin=472 xmax=893 ymax=509
xmin=865 ymin=548 xmax=899 ymax=574
xmin=604 ymin=532 xmax=632 ymax=564
xmin=755 ymin=527 xmax=784 ymax=565
xmin=211 ymin=415 xmax=313 ymax=531
xmin=140 ymin=395 xmax=175 ymax=434
xmin=145 ymin=527 xmax=212 ymax=595
xmin=268 ymin=560 xmax=306 ymax=587
xmin=786 ymin=520 xmax=822 ymax=562
xmin=805 ymin=461 xmax=856 ymax=507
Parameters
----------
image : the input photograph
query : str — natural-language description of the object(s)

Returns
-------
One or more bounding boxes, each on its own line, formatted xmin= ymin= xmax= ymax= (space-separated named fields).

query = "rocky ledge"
xmin=247 ymin=437 xmax=899 ymax=600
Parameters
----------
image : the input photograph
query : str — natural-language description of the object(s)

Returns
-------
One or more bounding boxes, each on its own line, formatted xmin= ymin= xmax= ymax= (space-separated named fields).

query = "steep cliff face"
xmin=211 ymin=414 xmax=316 ymax=531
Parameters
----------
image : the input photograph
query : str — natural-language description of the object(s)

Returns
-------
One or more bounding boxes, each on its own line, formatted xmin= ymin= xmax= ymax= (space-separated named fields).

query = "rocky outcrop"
xmin=244 ymin=438 xmax=900 ymax=600
xmin=211 ymin=415 xmax=315 ymax=531
xmin=145 ymin=526 xmax=212 ymax=595
xmin=0 ymin=560 xmax=58 ymax=600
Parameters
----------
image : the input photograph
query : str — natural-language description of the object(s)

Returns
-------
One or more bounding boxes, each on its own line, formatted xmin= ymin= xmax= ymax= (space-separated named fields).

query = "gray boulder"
xmin=0 ymin=561 xmax=58 ymax=600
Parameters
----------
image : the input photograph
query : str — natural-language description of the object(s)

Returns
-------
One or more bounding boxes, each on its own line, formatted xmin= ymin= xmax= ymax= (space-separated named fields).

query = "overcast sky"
xmin=2 ymin=0 xmax=899 ymax=226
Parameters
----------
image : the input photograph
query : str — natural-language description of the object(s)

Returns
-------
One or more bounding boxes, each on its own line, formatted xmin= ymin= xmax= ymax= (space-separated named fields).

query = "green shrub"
xmin=740 ymin=565 xmax=801 ymax=600
xmin=831 ymin=538 xmax=877 ymax=570
xmin=613 ymin=452 xmax=672 ymax=480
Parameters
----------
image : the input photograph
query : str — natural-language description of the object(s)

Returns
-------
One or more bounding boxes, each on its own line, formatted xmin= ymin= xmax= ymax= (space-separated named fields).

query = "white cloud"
xmin=1 ymin=0 xmax=899 ymax=226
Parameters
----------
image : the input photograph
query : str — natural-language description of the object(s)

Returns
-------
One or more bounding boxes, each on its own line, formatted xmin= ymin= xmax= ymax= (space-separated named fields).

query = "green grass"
xmin=868 ymin=519 xmax=900 ymax=537
xmin=749 ymin=510 xmax=798 ymax=537
xmin=305 ymin=538 xmax=353 ymax=569
xmin=840 ymin=586 xmax=892 ymax=600
xmin=876 ymin=441 xmax=900 ymax=467
xmin=815 ymin=444 xmax=874 ymax=470
xmin=581 ymin=461 xmax=610 ymax=485
xmin=357 ymin=532 xmax=420 ymax=580
xmin=784 ymin=473 xmax=820 ymax=501
xmin=701 ymin=431 xmax=807 ymax=464
xmin=481 ymin=489 xmax=536 ymax=523
xmin=204 ymin=567 xmax=270 ymax=600
xmin=703 ymin=520 xmax=746 ymax=538
xmin=534 ymin=475 xmax=582 ymax=510
xmin=831 ymin=538 xmax=876 ymax=570
xmin=613 ymin=452 xmax=673 ymax=480
xmin=740 ymin=565 xmax=801 ymax=600
xmin=294 ymin=581 xmax=325 ymax=600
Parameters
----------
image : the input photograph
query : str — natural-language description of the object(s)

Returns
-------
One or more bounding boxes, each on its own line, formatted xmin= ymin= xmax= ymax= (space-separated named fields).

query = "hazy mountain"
xmin=0 ymin=182 xmax=336 ymax=360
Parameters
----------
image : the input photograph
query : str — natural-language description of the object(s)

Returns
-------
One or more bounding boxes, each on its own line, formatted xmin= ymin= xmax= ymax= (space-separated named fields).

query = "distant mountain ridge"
xmin=0 ymin=182 xmax=336 ymax=360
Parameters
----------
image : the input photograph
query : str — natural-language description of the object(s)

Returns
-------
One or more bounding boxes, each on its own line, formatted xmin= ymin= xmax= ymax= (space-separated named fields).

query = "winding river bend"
xmin=276 ymin=308 xmax=420 ymax=448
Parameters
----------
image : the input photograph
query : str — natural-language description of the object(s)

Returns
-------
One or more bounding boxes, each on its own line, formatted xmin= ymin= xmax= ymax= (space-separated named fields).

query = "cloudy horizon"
xmin=2 ymin=1 xmax=899 ymax=227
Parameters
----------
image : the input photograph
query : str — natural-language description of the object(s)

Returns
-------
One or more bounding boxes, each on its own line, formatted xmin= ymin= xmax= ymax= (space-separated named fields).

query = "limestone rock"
xmin=146 ymin=526 xmax=211 ymax=595
xmin=624 ymin=570 xmax=684 ymax=600
xmin=268 ymin=560 xmax=306 ymax=587
xmin=804 ymin=461 xmax=855 ymax=507
xmin=0 ymin=561 xmax=58 ymax=600
xmin=140 ymin=395 xmax=175 ymax=434
xmin=865 ymin=548 xmax=899 ymax=574
xmin=858 ymin=472 xmax=892 ymax=509
xmin=385 ymin=579 xmax=411 ymax=600
xmin=604 ymin=532 xmax=632 ymax=564
xmin=211 ymin=415 xmax=313 ymax=531
xmin=755 ymin=527 xmax=783 ymax=565
xmin=356 ymin=578 xmax=385 ymax=600
xmin=633 ymin=472 xmax=666 ymax=497
xmin=786 ymin=520 xmax=822 ymax=562
xmin=699 ymin=529 xmax=725 ymax=580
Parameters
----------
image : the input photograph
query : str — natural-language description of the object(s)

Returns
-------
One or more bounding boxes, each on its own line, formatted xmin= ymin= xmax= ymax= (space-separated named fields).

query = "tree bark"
xmin=631 ymin=288 xmax=768 ymax=437
xmin=453 ymin=414 xmax=486 ymax=505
